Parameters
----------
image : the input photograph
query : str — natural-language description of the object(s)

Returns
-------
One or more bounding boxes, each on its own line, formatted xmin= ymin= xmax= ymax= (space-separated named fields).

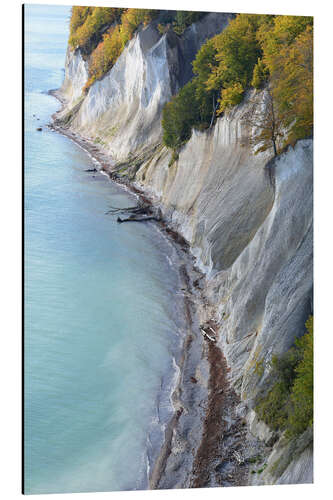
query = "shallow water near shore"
xmin=24 ymin=5 xmax=186 ymax=494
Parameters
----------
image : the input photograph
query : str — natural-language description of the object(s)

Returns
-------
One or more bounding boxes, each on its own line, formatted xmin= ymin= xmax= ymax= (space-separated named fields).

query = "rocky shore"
xmin=48 ymin=92 xmax=266 ymax=488
xmin=48 ymin=11 xmax=313 ymax=484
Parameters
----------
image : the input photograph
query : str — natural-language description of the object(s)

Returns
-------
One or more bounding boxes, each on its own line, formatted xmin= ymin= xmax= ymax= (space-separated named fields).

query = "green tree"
xmin=192 ymin=39 xmax=219 ymax=125
xmin=69 ymin=7 xmax=123 ymax=55
xmin=83 ymin=9 xmax=158 ymax=91
xmin=206 ymin=14 xmax=268 ymax=113
xmin=173 ymin=11 xmax=205 ymax=35
xmin=251 ymin=57 xmax=269 ymax=88
xmin=69 ymin=6 xmax=91 ymax=40
xmin=161 ymin=13 xmax=313 ymax=152
xmin=162 ymin=80 xmax=199 ymax=149
xmin=219 ymin=82 xmax=244 ymax=112
xmin=257 ymin=16 xmax=313 ymax=146
xmin=287 ymin=316 xmax=313 ymax=437
xmin=255 ymin=315 xmax=313 ymax=439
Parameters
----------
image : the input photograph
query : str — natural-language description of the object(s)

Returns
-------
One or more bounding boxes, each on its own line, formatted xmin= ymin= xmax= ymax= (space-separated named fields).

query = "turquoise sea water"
xmin=24 ymin=5 xmax=185 ymax=494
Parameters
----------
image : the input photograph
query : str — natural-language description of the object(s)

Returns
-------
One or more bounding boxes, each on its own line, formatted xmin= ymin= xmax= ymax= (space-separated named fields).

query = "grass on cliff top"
xmin=255 ymin=315 xmax=313 ymax=440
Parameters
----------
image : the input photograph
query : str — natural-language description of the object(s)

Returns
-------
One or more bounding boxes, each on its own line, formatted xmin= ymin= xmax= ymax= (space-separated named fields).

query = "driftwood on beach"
xmin=106 ymin=203 xmax=162 ymax=224
xmin=106 ymin=204 xmax=150 ymax=216
xmin=117 ymin=215 xmax=159 ymax=223
xmin=200 ymin=326 xmax=217 ymax=343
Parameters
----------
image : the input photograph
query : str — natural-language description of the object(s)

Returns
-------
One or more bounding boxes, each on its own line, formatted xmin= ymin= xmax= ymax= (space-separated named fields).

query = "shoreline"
xmin=48 ymin=89 xmax=251 ymax=489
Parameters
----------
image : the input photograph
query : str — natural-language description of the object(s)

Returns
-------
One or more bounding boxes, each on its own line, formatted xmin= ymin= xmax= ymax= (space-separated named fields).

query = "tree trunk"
xmin=209 ymin=94 xmax=217 ymax=129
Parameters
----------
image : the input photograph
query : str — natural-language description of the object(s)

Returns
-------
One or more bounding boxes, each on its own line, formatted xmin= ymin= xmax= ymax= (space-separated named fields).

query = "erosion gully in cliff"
xmin=51 ymin=9 xmax=313 ymax=489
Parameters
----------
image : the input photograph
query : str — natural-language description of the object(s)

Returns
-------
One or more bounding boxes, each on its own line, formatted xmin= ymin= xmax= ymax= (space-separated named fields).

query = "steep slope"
xmin=56 ymin=13 xmax=233 ymax=160
xmin=55 ymin=12 xmax=313 ymax=487
xmin=59 ymin=47 xmax=88 ymax=108
xmin=133 ymin=97 xmax=313 ymax=484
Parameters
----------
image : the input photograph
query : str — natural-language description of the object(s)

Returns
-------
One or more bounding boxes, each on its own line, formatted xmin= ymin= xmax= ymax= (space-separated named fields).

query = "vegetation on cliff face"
xmin=83 ymin=9 xmax=158 ymax=91
xmin=69 ymin=7 xmax=158 ymax=91
xmin=255 ymin=316 xmax=313 ymax=439
xmin=69 ymin=8 xmax=208 ymax=92
xmin=171 ymin=11 xmax=206 ymax=35
xmin=69 ymin=7 xmax=124 ymax=56
xmin=162 ymin=14 xmax=313 ymax=154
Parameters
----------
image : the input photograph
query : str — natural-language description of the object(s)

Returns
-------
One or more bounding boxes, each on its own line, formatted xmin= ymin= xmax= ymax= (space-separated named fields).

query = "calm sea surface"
xmin=24 ymin=5 xmax=185 ymax=494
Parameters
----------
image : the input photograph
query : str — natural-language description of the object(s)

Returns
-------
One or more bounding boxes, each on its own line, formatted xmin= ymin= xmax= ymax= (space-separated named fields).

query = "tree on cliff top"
xmin=257 ymin=18 xmax=313 ymax=146
xmin=161 ymin=13 xmax=313 ymax=153
xmin=69 ymin=7 xmax=123 ymax=55
xmin=243 ymin=88 xmax=285 ymax=156
xmin=82 ymin=8 xmax=159 ymax=91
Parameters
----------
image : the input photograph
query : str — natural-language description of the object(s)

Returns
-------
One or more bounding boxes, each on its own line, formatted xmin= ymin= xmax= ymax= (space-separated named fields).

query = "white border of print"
xmin=1 ymin=1 xmax=330 ymax=499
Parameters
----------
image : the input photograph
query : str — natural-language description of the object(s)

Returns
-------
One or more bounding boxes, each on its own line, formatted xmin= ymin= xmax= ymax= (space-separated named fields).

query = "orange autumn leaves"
xmin=162 ymin=14 xmax=313 ymax=152
xmin=85 ymin=9 xmax=157 ymax=91
xmin=69 ymin=7 xmax=157 ymax=92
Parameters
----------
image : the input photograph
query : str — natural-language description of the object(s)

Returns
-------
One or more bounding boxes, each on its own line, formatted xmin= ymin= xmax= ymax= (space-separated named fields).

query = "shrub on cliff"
xmin=255 ymin=315 xmax=313 ymax=439
xmin=162 ymin=13 xmax=313 ymax=153
xmin=286 ymin=315 xmax=313 ymax=438
xmin=69 ymin=7 xmax=123 ymax=55
xmin=83 ymin=9 xmax=158 ymax=91
xmin=206 ymin=14 xmax=268 ymax=112
xmin=70 ymin=8 xmax=207 ymax=93
xmin=257 ymin=17 xmax=313 ymax=146
xmin=162 ymin=13 xmax=267 ymax=150
xmin=251 ymin=58 xmax=269 ymax=88
xmin=162 ymin=38 xmax=219 ymax=149
xmin=172 ymin=11 xmax=206 ymax=35
xmin=162 ymin=80 xmax=200 ymax=149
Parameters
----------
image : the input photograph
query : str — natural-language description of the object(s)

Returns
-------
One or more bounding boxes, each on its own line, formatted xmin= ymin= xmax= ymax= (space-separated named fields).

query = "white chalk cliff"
xmin=57 ymin=12 xmax=313 ymax=486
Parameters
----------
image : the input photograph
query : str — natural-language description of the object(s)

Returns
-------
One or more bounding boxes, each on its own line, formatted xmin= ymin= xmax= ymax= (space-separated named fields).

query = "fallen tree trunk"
xmin=117 ymin=216 xmax=159 ymax=223
xmin=105 ymin=204 xmax=152 ymax=216
xmin=200 ymin=328 xmax=216 ymax=343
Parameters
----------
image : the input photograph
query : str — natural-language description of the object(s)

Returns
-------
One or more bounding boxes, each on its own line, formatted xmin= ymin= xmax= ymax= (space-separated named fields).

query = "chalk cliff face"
xmin=134 ymin=97 xmax=313 ymax=485
xmin=58 ymin=13 xmax=233 ymax=160
xmin=135 ymin=90 xmax=275 ymax=272
xmin=59 ymin=47 xmax=88 ymax=108
xmin=58 ymin=13 xmax=313 ymax=486
xmin=136 ymin=131 xmax=312 ymax=485
xmin=152 ymin=114 xmax=312 ymax=396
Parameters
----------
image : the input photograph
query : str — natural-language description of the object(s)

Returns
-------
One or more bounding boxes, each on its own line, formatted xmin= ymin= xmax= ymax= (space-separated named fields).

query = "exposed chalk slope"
xmin=57 ymin=13 xmax=233 ymax=160
xmin=58 ymin=12 xmax=313 ymax=485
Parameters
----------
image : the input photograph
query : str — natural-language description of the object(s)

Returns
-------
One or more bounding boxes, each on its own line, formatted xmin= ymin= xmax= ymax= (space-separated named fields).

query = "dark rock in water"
xmin=36 ymin=127 xmax=42 ymax=131
xmin=190 ymin=377 xmax=198 ymax=384
xmin=85 ymin=168 xmax=97 ymax=172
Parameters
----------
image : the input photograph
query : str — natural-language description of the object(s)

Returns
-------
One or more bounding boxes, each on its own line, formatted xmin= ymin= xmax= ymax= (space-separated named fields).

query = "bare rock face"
xmin=59 ymin=47 xmax=88 ymax=108
xmin=57 ymin=13 xmax=233 ymax=161
xmin=57 ymin=12 xmax=313 ymax=486
xmin=218 ymin=139 xmax=313 ymax=400
xmin=135 ymin=92 xmax=313 ymax=403
xmin=136 ymin=90 xmax=275 ymax=272
xmin=250 ymin=427 xmax=313 ymax=485
xmin=135 ymin=103 xmax=313 ymax=484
